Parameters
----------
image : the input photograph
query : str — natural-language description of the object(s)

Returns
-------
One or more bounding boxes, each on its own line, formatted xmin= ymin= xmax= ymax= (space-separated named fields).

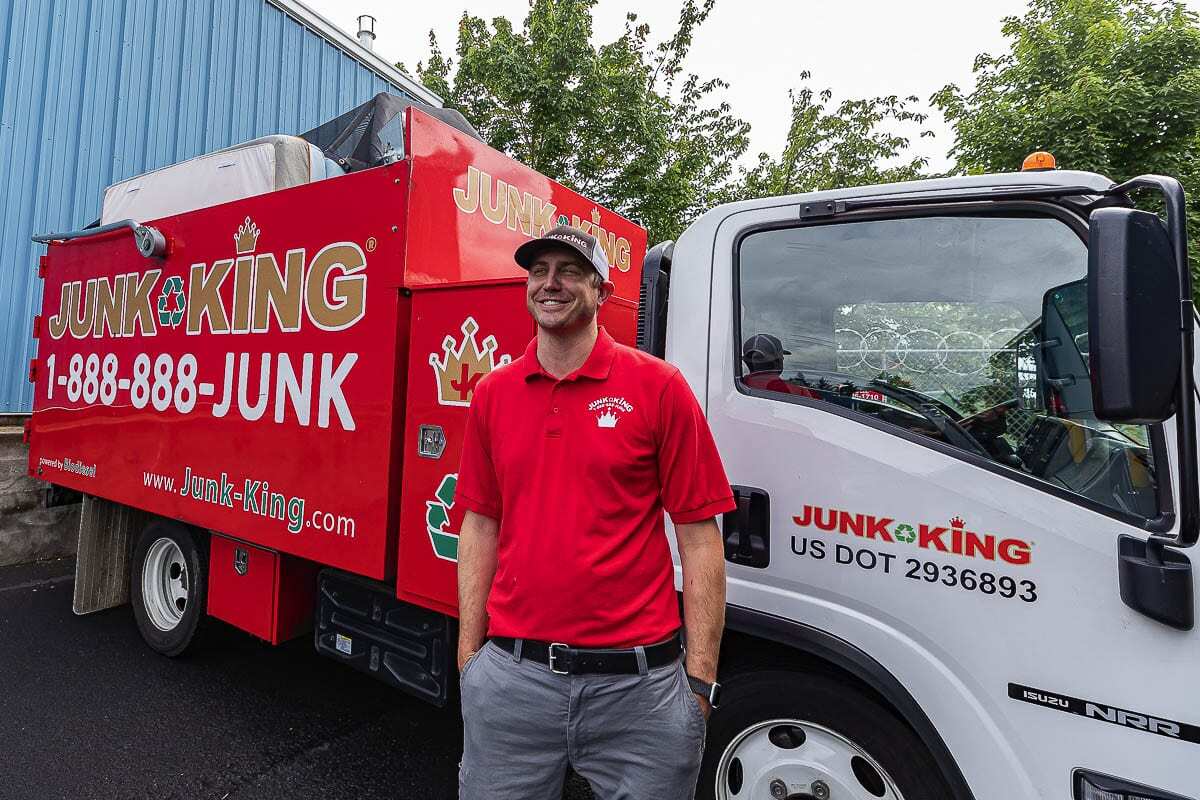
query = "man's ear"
xmin=598 ymin=280 xmax=616 ymax=304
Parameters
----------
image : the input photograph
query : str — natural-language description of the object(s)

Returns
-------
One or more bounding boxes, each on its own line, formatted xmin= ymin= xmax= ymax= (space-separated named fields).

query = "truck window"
xmin=736 ymin=213 xmax=1160 ymax=521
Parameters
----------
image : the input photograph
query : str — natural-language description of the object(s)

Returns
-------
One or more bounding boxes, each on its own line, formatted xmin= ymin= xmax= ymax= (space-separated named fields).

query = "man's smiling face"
xmin=525 ymin=245 xmax=613 ymax=333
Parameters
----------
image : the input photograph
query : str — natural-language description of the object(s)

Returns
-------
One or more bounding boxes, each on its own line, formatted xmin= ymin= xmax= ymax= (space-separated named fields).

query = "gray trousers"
xmin=459 ymin=640 xmax=707 ymax=799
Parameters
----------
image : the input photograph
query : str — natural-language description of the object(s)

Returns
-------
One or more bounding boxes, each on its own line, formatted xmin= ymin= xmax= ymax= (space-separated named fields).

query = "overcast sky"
xmin=303 ymin=0 xmax=1196 ymax=173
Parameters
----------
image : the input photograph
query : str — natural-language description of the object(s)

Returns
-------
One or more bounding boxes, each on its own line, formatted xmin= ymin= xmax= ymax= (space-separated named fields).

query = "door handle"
xmin=723 ymin=485 xmax=770 ymax=568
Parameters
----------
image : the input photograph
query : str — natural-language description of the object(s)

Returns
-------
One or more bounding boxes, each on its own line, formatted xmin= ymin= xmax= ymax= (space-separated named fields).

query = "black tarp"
xmin=300 ymin=92 xmax=481 ymax=172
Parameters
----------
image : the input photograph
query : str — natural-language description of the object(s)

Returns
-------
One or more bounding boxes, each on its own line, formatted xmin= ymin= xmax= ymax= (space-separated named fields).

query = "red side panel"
xmin=395 ymin=284 xmax=532 ymax=614
xmin=404 ymin=108 xmax=647 ymax=346
xmin=274 ymin=555 xmax=321 ymax=645
xmin=391 ymin=110 xmax=649 ymax=612
xmin=28 ymin=164 xmax=410 ymax=579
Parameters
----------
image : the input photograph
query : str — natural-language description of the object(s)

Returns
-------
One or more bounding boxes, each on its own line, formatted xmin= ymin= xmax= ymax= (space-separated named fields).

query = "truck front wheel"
xmin=697 ymin=671 xmax=956 ymax=800
xmin=130 ymin=521 xmax=208 ymax=656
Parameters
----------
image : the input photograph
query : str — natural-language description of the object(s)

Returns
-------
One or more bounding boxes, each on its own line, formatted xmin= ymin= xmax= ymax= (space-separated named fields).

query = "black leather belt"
xmin=490 ymin=633 xmax=681 ymax=675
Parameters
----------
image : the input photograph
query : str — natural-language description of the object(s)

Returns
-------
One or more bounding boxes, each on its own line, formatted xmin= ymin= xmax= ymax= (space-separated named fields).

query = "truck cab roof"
xmin=697 ymin=168 xmax=1115 ymax=227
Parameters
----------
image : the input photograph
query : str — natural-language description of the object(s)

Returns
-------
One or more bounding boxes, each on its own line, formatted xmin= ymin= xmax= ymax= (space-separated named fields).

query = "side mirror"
xmin=1040 ymin=279 xmax=1094 ymax=413
xmin=1087 ymin=207 xmax=1181 ymax=423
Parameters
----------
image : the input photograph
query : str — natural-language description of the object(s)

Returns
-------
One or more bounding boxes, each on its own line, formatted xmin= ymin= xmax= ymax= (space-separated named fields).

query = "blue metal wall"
xmin=0 ymin=0 xmax=418 ymax=410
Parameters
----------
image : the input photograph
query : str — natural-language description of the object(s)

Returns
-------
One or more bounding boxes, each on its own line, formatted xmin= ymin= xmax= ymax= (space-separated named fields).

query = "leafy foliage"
xmin=412 ymin=0 xmax=749 ymax=243
xmin=728 ymin=74 xmax=934 ymax=200
xmin=932 ymin=0 xmax=1200 ymax=282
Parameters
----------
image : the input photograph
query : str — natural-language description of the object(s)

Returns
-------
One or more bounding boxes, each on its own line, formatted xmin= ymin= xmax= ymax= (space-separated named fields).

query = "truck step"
xmin=314 ymin=570 xmax=452 ymax=707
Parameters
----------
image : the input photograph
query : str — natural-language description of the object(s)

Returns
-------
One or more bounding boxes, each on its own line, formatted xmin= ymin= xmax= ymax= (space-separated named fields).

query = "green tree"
xmin=729 ymin=74 xmax=933 ymax=200
xmin=412 ymin=0 xmax=749 ymax=243
xmin=932 ymin=0 xmax=1200 ymax=281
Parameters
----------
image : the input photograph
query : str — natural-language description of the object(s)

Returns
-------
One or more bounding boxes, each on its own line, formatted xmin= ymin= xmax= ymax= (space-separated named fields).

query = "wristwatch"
xmin=687 ymin=674 xmax=722 ymax=709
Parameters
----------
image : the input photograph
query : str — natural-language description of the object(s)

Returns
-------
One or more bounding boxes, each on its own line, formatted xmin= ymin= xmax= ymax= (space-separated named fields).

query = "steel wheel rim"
xmin=714 ymin=718 xmax=905 ymax=800
xmin=142 ymin=537 xmax=189 ymax=632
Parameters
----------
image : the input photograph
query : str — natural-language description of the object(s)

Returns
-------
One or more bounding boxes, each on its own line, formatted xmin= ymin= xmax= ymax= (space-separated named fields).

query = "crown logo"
xmin=429 ymin=317 xmax=511 ymax=407
xmin=950 ymin=516 xmax=965 ymax=528
xmin=234 ymin=217 xmax=260 ymax=254
xmin=596 ymin=410 xmax=619 ymax=428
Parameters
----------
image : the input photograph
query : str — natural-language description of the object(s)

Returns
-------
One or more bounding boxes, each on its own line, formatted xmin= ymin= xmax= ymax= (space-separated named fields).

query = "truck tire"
xmin=696 ymin=671 xmax=957 ymax=800
xmin=130 ymin=521 xmax=208 ymax=657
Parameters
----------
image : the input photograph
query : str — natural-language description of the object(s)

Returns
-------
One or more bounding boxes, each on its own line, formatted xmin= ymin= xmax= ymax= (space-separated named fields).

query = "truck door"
xmin=695 ymin=204 xmax=1197 ymax=799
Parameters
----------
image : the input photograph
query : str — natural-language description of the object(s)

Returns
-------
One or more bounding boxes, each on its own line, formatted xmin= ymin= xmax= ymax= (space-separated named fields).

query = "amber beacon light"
xmin=1021 ymin=151 xmax=1057 ymax=171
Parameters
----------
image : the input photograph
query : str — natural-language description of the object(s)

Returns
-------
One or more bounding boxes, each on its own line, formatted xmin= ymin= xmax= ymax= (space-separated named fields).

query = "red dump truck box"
xmin=27 ymin=108 xmax=647 ymax=618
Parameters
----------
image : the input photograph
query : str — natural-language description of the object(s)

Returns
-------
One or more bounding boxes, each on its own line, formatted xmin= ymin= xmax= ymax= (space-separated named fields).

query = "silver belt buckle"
xmin=548 ymin=642 xmax=569 ymax=674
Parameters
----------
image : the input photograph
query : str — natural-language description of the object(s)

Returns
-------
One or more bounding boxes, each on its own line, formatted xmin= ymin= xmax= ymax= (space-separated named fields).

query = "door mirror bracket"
xmin=1117 ymin=535 xmax=1194 ymax=630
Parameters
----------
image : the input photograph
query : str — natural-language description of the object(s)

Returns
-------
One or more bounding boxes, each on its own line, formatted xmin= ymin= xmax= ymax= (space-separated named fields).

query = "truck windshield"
xmin=737 ymin=212 xmax=1159 ymax=521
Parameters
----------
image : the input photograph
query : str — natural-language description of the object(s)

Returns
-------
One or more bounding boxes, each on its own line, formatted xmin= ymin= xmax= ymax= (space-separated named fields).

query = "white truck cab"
xmin=648 ymin=169 xmax=1198 ymax=800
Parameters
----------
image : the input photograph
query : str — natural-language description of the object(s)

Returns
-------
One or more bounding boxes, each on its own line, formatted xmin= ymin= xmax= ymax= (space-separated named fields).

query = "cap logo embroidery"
xmin=588 ymin=396 xmax=633 ymax=428
xmin=550 ymin=233 xmax=589 ymax=249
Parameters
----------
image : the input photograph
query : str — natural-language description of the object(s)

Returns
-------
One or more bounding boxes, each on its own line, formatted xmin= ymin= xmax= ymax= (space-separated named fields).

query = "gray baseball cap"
xmin=514 ymin=224 xmax=610 ymax=281
xmin=742 ymin=333 xmax=791 ymax=362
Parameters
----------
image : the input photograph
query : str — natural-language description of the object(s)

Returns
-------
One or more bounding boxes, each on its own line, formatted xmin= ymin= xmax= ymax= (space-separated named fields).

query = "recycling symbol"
xmin=894 ymin=523 xmax=916 ymax=543
xmin=426 ymin=473 xmax=459 ymax=562
xmin=157 ymin=276 xmax=186 ymax=328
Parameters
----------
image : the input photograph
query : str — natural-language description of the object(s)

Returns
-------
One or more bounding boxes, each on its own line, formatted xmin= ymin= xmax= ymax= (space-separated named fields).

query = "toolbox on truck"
xmin=207 ymin=534 xmax=320 ymax=645
xmin=27 ymin=105 xmax=646 ymax=647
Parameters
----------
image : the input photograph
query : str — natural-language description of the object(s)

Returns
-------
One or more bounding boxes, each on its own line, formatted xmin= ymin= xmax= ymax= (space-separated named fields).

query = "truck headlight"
xmin=1074 ymin=769 xmax=1191 ymax=800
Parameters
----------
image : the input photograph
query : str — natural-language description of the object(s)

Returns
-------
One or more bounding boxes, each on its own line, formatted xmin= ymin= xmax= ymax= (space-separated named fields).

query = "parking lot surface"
xmin=0 ymin=558 xmax=592 ymax=800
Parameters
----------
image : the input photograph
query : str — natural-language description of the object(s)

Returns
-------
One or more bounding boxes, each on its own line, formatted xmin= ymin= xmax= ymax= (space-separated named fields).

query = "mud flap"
xmin=73 ymin=496 xmax=148 ymax=615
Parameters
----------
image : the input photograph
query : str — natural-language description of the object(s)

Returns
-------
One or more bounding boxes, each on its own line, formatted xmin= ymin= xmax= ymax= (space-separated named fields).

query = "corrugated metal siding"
xmin=0 ymin=0 xmax=417 ymax=410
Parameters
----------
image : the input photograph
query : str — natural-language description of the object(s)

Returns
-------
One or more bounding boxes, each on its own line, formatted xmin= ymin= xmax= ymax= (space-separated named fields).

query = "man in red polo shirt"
xmin=454 ymin=225 xmax=735 ymax=799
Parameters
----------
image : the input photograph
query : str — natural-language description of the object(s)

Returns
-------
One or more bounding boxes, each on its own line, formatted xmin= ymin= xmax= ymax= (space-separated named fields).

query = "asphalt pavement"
xmin=0 ymin=558 xmax=593 ymax=800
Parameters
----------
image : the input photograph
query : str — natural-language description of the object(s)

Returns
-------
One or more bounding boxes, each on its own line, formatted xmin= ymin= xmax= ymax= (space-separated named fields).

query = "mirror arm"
xmin=1111 ymin=176 xmax=1197 ymax=547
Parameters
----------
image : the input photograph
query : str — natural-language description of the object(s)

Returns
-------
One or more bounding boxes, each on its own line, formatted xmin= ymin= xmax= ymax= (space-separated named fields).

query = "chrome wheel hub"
xmin=142 ymin=537 xmax=189 ymax=632
xmin=715 ymin=719 xmax=904 ymax=800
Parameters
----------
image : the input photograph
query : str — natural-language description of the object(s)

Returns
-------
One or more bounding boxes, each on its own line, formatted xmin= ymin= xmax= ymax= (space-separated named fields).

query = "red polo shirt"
xmin=456 ymin=328 xmax=735 ymax=648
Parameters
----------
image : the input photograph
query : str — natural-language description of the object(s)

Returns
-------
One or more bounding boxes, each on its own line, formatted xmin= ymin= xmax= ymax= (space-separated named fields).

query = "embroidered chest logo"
xmin=588 ymin=396 xmax=633 ymax=428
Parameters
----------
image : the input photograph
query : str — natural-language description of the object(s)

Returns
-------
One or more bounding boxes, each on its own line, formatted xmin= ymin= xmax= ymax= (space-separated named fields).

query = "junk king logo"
xmin=452 ymin=164 xmax=633 ymax=273
xmin=429 ymin=317 xmax=511 ymax=407
xmin=793 ymin=504 xmax=1033 ymax=565
xmin=45 ymin=217 xmax=369 ymax=340
xmin=588 ymin=396 xmax=633 ymax=428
